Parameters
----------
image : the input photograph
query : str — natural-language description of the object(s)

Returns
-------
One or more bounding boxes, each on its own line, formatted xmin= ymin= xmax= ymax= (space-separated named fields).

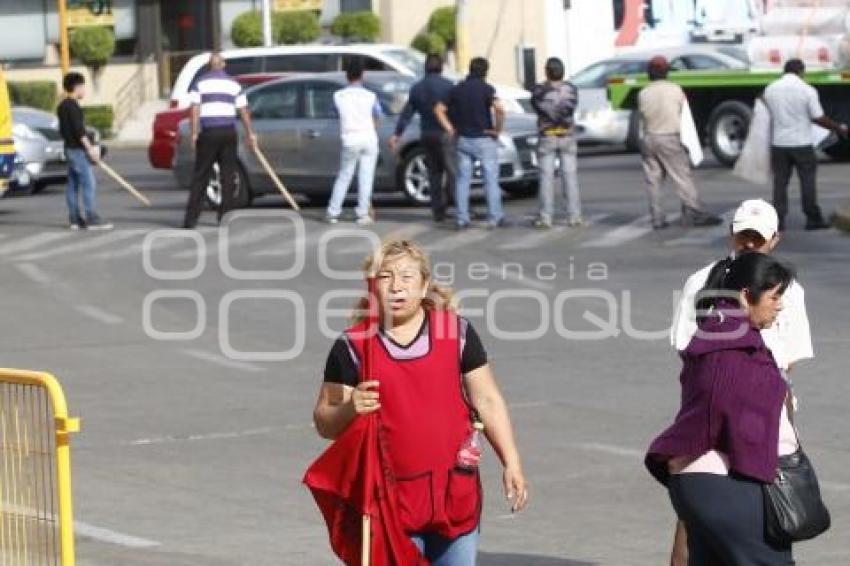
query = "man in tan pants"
xmin=639 ymin=56 xmax=721 ymax=230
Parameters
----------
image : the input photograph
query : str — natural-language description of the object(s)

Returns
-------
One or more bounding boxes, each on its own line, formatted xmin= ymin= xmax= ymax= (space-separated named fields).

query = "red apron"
xmin=347 ymin=309 xmax=482 ymax=539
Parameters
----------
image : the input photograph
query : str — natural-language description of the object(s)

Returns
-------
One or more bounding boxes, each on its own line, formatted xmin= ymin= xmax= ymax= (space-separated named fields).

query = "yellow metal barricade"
xmin=0 ymin=369 xmax=80 ymax=566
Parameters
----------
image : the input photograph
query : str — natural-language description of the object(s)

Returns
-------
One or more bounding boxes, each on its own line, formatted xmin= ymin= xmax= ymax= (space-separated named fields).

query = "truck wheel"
xmin=707 ymin=101 xmax=752 ymax=167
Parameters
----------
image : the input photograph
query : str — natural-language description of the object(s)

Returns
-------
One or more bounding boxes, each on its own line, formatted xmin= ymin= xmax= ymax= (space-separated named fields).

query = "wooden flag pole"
xmin=97 ymin=161 xmax=151 ymax=206
xmin=252 ymin=146 xmax=300 ymax=211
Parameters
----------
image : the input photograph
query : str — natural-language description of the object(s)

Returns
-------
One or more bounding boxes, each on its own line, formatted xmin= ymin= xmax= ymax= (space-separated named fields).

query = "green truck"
xmin=607 ymin=68 xmax=850 ymax=167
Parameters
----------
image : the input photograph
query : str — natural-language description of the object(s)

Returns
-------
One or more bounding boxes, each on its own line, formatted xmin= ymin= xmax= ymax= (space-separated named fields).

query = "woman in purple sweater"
xmin=646 ymin=252 xmax=796 ymax=565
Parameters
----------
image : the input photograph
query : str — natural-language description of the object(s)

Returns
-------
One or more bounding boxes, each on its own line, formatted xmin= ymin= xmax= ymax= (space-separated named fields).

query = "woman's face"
xmin=375 ymin=255 xmax=428 ymax=324
xmin=742 ymin=284 xmax=784 ymax=329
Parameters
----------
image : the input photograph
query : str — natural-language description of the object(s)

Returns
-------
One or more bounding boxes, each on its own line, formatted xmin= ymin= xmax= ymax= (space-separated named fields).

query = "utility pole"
xmin=456 ymin=0 xmax=470 ymax=73
xmin=57 ymin=0 xmax=71 ymax=77
xmin=262 ymin=0 xmax=273 ymax=47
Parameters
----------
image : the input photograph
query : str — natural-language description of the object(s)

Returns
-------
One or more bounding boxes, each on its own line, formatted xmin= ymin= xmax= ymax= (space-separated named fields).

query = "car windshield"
xmin=379 ymin=48 xmax=426 ymax=76
xmin=571 ymin=60 xmax=645 ymax=88
xmin=366 ymin=77 xmax=414 ymax=115
xmin=717 ymin=46 xmax=750 ymax=66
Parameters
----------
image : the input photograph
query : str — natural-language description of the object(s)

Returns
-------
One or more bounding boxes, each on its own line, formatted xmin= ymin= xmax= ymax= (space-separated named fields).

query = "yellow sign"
xmin=67 ymin=0 xmax=115 ymax=28
xmin=274 ymin=0 xmax=323 ymax=11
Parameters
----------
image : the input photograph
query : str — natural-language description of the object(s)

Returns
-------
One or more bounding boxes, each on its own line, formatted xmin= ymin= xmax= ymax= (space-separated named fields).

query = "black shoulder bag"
xmin=763 ymin=398 xmax=831 ymax=545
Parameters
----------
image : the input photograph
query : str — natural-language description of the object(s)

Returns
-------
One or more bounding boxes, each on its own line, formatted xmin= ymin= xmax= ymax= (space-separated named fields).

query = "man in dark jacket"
xmin=530 ymin=57 xmax=582 ymax=228
xmin=390 ymin=54 xmax=455 ymax=222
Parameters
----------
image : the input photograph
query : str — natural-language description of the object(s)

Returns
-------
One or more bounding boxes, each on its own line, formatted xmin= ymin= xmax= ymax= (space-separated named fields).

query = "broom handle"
xmin=98 ymin=161 xmax=152 ymax=206
xmin=252 ymin=146 xmax=301 ymax=211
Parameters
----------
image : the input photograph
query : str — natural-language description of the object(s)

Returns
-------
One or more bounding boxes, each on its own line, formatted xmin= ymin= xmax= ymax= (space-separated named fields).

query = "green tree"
xmin=273 ymin=10 xmax=320 ymax=45
xmin=428 ymin=6 xmax=456 ymax=49
xmin=411 ymin=32 xmax=446 ymax=56
xmin=69 ymin=26 xmax=115 ymax=92
xmin=331 ymin=11 xmax=381 ymax=43
xmin=231 ymin=11 xmax=263 ymax=47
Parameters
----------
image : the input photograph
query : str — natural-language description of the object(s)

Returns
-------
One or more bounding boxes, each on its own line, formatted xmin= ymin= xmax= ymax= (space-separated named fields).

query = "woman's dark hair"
xmin=695 ymin=252 xmax=795 ymax=319
xmin=425 ymin=53 xmax=444 ymax=74
xmin=62 ymin=72 xmax=85 ymax=93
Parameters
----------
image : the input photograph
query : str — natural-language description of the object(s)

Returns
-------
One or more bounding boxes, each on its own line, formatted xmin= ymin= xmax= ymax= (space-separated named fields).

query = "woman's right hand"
xmin=351 ymin=381 xmax=381 ymax=414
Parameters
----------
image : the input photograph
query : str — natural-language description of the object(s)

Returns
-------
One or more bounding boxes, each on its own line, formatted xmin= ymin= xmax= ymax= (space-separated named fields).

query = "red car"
xmin=148 ymin=73 xmax=291 ymax=170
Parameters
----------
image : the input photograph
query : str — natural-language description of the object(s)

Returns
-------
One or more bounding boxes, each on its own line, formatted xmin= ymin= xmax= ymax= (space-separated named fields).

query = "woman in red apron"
xmin=312 ymin=239 xmax=528 ymax=564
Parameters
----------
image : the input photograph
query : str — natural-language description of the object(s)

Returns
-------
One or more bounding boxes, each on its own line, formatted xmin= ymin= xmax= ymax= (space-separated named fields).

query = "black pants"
xmin=668 ymin=473 xmax=794 ymax=566
xmin=421 ymin=131 xmax=456 ymax=220
xmin=771 ymin=145 xmax=823 ymax=225
xmin=184 ymin=127 xmax=238 ymax=228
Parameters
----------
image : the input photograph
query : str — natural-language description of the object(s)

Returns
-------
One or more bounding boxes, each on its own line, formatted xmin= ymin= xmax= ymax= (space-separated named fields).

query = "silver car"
xmin=9 ymin=106 xmax=102 ymax=194
xmin=173 ymin=72 xmax=539 ymax=208
xmin=573 ymin=45 xmax=749 ymax=150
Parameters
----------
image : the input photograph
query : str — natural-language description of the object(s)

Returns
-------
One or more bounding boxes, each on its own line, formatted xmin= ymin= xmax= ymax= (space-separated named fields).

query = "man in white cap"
xmin=667 ymin=198 xmax=813 ymax=565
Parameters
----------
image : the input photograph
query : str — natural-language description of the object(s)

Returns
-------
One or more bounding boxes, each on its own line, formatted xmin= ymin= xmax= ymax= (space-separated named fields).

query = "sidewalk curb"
xmin=833 ymin=201 xmax=850 ymax=234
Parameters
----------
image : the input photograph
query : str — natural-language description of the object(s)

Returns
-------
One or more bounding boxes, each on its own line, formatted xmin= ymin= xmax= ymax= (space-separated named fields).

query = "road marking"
xmin=173 ymin=223 xmax=288 ymax=259
xmin=128 ymin=427 xmax=275 ymax=446
xmin=576 ymin=442 xmax=644 ymax=459
xmin=94 ymin=226 xmax=218 ymax=260
xmin=498 ymin=213 xmax=611 ymax=250
xmin=335 ymin=223 xmax=431 ymax=254
xmin=581 ymin=213 xmax=680 ymax=248
xmin=0 ymin=232 xmax=75 ymax=256
xmin=664 ymin=208 xmax=735 ymax=247
xmin=485 ymin=264 xmax=555 ymax=292
xmin=75 ymin=304 xmax=124 ymax=325
xmin=180 ymin=348 xmax=267 ymax=373
xmin=14 ymin=229 xmax=146 ymax=262
xmin=422 ymin=229 xmax=491 ymax=252
xmin=251 ymin=229 xmax=323 ymax=257
xmin=75 ymin=520 xmax=161 ymax=548
xmin=16 ymin=262 xmax=51 ymax=285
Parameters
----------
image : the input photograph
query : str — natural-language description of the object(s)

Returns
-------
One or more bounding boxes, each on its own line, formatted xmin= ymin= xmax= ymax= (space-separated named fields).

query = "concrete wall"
xmin=376 ymin=0 xmax=453 ymax=46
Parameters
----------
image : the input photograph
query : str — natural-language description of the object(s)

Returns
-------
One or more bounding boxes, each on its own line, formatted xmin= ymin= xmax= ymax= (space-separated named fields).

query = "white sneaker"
xmin=356 ymin=216 xmax=374 ymax=226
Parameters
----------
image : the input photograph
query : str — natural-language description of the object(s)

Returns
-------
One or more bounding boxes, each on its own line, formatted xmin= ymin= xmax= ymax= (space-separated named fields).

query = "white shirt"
xmin=333 ymin=83 xmax=382 ymax=146
xmin=670 ymin=259 xmax=814 ymax=371
xmin=763 ymin=73 xmax=824 ymax=147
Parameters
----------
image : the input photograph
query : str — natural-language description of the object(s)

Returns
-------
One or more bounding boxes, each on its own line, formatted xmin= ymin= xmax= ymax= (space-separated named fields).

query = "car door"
xmin=246 ymin=81 xmax=305 ymax=185
xmin=299 ymin=80 xmax=343 ymax=189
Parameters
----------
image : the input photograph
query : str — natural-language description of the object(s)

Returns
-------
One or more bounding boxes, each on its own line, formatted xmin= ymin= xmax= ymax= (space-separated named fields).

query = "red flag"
xmin=304 ymin=277 xmax=427 ymax=565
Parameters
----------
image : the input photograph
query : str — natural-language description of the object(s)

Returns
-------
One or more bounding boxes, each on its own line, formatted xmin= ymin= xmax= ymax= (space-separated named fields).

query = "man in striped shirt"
xmin=183 ymin=52 xmax=258 ymax=229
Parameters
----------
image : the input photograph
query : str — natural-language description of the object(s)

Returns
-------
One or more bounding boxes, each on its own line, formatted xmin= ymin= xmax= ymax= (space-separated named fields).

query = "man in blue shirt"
xmin=390 ymin=54 xmax=455 ymax=222
xmin=435 ymin=57 xmax=506 ymax=229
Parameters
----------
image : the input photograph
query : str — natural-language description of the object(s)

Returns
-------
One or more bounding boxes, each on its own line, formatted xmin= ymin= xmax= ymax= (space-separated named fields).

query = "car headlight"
xmin=12 ymin=123 xmax=42 ymax=140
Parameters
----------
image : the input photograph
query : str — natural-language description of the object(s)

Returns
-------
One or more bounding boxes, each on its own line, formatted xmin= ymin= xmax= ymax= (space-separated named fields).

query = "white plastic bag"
xmin=734 ymin=99 xmax=772 ymax=186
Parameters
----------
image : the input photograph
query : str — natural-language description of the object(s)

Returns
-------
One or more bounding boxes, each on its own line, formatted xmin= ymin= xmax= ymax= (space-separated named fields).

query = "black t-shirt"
xmin=445 ymin=76 xmax=496 ymax=138
xmin=323 ymin=316 xmax=488 ymax=387
xmin=57 ymin=98 xmax=87 ymax=149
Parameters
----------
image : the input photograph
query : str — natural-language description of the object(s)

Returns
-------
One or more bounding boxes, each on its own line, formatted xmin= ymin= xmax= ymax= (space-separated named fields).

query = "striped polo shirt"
xmin=188 ymin=70 xmax=247 ymax=130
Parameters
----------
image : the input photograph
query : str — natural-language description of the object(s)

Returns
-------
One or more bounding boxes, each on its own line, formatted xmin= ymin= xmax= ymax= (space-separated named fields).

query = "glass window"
xmin=263 ymin=54 xmax=339 ymax=73
xmin=378 ymin=48 xmax=426 ymax=76
xmin=684 ymin=55 xmax=726 ymax=70
xmin=718 ymin=46 xmax=750 ymax=66
xmin=365 ymin=77 xmax=414 ymax=116
xmin=225 ymin=57 xmax=261 ymax=76
xmin=248 ymin=82 xmax=301 ymax=119
xmin=304 ymin=82 xmax=340 ymax=119
xmin=571 ymin=62 xmax=615 ymax=88
xmin=340 ymin=55 xmax=389 ymax=72
xmin=669 ymin=57 xmax=687 ymax=71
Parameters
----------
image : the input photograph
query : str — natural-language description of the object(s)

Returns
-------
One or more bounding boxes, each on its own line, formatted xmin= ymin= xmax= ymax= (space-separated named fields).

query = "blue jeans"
xmin=410 ymin=529 xmax=479 ymax=565
xmin=65 ymin=148 xmax=97 ymax=223
xmin=455 ymin=136 xmax=503 ymax=225
xmin=327 ymin=137 xmax=378 ymax=219
xmin=537 ymin=135 xmax=581 ymax=223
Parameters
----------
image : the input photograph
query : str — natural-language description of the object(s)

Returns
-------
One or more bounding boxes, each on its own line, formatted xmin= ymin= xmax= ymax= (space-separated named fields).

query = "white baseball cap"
xmin=731 ymin=199 xmax=779 ymax=239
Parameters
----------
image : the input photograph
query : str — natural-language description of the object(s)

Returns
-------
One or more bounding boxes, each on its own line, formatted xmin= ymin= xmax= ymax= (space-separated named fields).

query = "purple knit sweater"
xmin=646 ymin=307 xmax=788 ymax=484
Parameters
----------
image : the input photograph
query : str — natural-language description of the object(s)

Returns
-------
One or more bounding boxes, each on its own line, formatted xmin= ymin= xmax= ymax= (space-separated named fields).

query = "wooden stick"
xmin=97 ymin=161 xmax=151 ymax=206
xmin=361 ymin=514 xmax=371 ymax=566
xmin=252 ymin=146 xmax=300 ymax=211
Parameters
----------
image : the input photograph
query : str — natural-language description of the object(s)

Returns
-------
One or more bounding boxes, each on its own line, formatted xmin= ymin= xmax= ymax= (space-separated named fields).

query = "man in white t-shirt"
xmin=671 ymin=198 xmax=813 ymax=371
xmin=667 ymin=198 xmax=813 ymax=565
xmin=325 ymin=59 xmax=383 ymax=225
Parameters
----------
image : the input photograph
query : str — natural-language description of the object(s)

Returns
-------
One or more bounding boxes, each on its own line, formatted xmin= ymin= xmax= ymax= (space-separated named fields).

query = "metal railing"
xmin=114 ymin=66 xmax=146 ymax=130
xmin=0 ymin=369 xmax=79 ymax=566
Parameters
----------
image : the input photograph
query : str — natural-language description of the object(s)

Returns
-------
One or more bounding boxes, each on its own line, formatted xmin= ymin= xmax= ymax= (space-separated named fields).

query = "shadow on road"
xmin=479 ymin=552 xmax=597 ymax=565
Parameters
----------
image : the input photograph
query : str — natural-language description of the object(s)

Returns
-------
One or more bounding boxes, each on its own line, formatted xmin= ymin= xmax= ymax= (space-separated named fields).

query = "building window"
xmin=340 ymin=0 xmax=372 ymax=12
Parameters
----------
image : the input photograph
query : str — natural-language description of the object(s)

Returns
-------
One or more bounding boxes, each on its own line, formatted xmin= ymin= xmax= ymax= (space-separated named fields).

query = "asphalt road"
xmin=1 ymin=147 xmax=848 ymax=565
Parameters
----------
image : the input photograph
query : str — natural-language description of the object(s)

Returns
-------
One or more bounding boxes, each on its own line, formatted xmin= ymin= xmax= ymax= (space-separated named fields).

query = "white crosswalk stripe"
xmin=250 ymin=229 xmax=323 ymax=257
xmin=13 ymin=229 xmax=147 ymax=262
xmin=0 ymin=232 xmax=75 ymax=256
xmin=581 ymin=213 xmax=681 ymax=248
xmin=334 ymin=223 xmax=431 ymax=254
xmin=664 ymin=208 xmax=736 ymax=247
xmin=498 ymin=213 xmax=612 ymax=250
xmin=173 ymin=223 xmax=289 ymax=259
xmin=93 ymin=227 xmax=218 ymax=260
xmin=421 ymin=229 xmax=492 ymax=252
